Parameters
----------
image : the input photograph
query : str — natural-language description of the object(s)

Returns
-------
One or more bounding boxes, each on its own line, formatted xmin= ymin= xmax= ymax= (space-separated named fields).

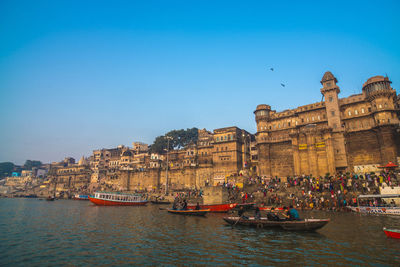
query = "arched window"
xmin=348 ymin=111 xmax=351 ymax=116
xmin=355 ymin=110 xmax=358 ymax=115
xmin=361 ymin=108 xmax=365 ymax=113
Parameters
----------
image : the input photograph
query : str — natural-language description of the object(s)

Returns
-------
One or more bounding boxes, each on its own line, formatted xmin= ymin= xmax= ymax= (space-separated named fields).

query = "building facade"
xmin=255 ymin=72 xmax=400 ymax=178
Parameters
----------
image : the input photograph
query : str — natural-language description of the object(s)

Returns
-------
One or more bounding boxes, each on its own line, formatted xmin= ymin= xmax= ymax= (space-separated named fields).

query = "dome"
xmin=122 ymin=150 xmax=133 ymax=157
xmin=320 ymin=71 xmax=338 ymax=84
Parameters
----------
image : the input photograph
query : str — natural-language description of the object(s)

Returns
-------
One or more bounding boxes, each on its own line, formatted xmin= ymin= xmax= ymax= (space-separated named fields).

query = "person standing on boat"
xmin=182 ymin=199 xmax=188 ymax=210
xmin=254 ymin=206 xmax=261 ymax=220
xmin=195 ymin=202 xmax=200 ymax=210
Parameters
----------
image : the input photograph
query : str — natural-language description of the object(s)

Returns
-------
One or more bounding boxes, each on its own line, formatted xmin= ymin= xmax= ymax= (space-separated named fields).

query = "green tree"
xmin=0 ymin=162 xmax=15 ymax=178
xmin=23 ymin=160 xmax=42 ymax=170
xmin=149 ymin=128 xmax=198 ymax=154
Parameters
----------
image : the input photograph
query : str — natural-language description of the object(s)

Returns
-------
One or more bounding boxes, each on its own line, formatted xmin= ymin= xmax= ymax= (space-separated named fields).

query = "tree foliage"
xmin=0 ymin=162 xmax=15 ymax=178
xmin=23 ymin=160 xmax=42 ymax=170
xmin=149 ymin=128 xmax=198 ymax=154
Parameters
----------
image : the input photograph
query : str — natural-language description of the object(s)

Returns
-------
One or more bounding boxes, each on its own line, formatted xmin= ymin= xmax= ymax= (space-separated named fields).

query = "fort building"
xmin=255 ymin=72 xmax=400 ymax=178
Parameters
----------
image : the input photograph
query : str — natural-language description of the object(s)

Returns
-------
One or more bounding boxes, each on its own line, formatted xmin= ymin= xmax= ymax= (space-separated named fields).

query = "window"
xmin=278 ymin=123 xmax=281 ymax=128
xmin=301 ymin=118 xmax=304 ymax=123
xmin=312 ymin=117 xmax=315 ymax=121
xmin=216 ymin=137 xmax=219 ymax=141
xmin=331 ymin=111 xmax=335 ymax=116
xmin=355 ymin=110 xmax=358 ymax=115
xmin=288 ymin=122 xmax=291 ymax=127
xmin=368 ymin=107 xmax=371 ymax=112
xmin=348 ymin=111 xmax=351 ymax=116
xmin=379 ymin=104 xmax=382 ymax=109
xmin=361 ymin=108 xmax=365 ymax=114
xmin=318 ymin=115 xmax=320 ymax=120
xmin=329 ymin=96 xmax=333 ymax=102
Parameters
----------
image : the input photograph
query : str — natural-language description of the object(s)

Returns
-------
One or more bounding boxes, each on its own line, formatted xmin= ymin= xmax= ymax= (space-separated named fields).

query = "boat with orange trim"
xmin=167 ymin=209 xmax=210 ymax=216
xmin=89 ymin=192 xmax=148 ymax=206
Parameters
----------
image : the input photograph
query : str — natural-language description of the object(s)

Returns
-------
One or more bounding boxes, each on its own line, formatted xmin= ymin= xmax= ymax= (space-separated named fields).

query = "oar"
xmin=232 ymin=217 xmax=241 ymax=227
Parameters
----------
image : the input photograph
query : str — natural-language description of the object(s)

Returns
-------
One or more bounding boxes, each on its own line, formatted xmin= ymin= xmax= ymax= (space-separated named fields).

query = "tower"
xmin=320 ymin=71 xmax=348 ymax=171
xmin=363 ymin=76 xmax=399 ymax=163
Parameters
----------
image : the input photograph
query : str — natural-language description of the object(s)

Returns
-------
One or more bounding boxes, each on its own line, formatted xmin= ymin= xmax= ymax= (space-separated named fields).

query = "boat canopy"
xmin=357 ymin=194 xmax=400 ymax=199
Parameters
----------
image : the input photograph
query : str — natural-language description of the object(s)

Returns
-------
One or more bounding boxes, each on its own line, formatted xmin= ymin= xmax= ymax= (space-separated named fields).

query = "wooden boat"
xmin=151 ymin=200 xmax=171 ymax=204
xmin=167 ymin=209 xmax=210 ymax=216
xmin=383 ymin=227 xmax=400 ymax=239
xmin=73 ymin=194 xmax=89 ymax=200
xmin=46 ymin=196 xmax=55 ymax=201
xmin=89 ymin=192 xmax=148 ymax=206
xmin=187 ymin=203 xmax=238 ymax=212
xmin=223 ymin=216 xmax=330 ymax=231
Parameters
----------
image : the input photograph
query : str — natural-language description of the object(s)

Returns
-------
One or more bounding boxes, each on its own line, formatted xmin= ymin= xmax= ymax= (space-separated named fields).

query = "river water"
xmin=0 ymin=198 xmax=399 ymax=266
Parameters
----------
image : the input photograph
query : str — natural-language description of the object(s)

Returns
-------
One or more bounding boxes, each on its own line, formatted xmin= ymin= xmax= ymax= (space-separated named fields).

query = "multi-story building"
xmin=255 ymin=72 xmax=400 ymax=178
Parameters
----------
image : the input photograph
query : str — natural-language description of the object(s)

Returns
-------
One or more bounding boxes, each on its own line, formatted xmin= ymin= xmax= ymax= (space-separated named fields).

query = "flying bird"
xmin=270 ymin=67 xmax=274 ymax=71
xmin=280 ymin=83 xmax=285 ymax=87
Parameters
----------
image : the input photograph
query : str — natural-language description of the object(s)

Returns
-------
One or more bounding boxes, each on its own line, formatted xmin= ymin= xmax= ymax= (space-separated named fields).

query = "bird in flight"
xmin=270 ymin=67 xmax=274 ymax=71
xmin=280 ymin=83 xmax=285 ymax=87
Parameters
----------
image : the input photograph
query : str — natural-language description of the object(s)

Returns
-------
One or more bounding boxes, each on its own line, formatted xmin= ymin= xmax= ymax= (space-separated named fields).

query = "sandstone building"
xmin=254 ymin=72 xmax=400 ymax=178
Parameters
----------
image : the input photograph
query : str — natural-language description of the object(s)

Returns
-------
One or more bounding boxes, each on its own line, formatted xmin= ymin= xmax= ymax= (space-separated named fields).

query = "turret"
xmin=363 ymin=75 xmax=397 ymax=126
xmin=254 ymin=104 xmax=271 ymax=123
xmin=320 ymin=71 xmax=342 ymax=131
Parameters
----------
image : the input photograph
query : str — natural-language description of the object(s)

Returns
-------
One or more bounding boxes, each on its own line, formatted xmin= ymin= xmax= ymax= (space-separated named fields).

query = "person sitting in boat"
xmin=238 ymin=206 xmax=248 ymax=219
xmin=172 ymin=198 xmax=179 ymax=210
xmin=288 ymin=205 xmax=300 ymax=221
xmin=266 ymin=207 xmax=281 ymax=221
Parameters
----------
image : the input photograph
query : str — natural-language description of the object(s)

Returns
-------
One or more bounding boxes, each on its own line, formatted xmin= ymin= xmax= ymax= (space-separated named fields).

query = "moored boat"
xmin=187 ymin=203 xmax=237 ymax=212
xmin=167 ymin=209 xmax=210 ymax=216
xmin=223 ymin=216 xmax=330 ymax=231
xmin=383 ymin=227 xmax=400 ymax=239
xmin=89 ymin=192 xmax=148 ymax=206
xmin=151 ymin=200 xmax=171 ymax=204
xmin=73 ymin=194 xmax=89 ymax=200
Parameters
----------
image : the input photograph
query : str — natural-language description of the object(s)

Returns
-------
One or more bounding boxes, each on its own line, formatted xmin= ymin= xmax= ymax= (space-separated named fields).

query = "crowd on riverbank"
xmin=220 ymin=171 xmax=400 ymax=211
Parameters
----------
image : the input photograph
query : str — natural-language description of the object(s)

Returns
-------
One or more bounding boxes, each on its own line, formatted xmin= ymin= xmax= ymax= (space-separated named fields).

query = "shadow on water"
xmin=1 ymin=199 xmax=400 ymax=266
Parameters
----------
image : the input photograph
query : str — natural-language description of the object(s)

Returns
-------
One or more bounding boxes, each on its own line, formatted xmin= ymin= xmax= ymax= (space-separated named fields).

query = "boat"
xmin=73 ymin=194 xmax=89 ymax=200
xmin=187 ymin=203 xmax=238 ymax=212
xmin=347 ymin=194 xmax=400 ymax=215
xmin=151 ymin=200 xmax=171 ymax=204
xmin=46 ymin=196 xmax=55 ymax=201
xmin=223 ymin=216 xmax=330 ymax=231
xmin=383 ymin=227 xmax=400 ymax=239
xmin=89 ymin=192 xmax=148 ymax=206
xmin=167 ymin=209 xmax=210 ymax=216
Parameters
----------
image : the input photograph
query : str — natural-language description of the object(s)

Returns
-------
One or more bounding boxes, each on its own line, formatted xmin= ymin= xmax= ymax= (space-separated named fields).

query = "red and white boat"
xmin=383 ymin=227 xmax=400 ymax=239
xmin=187 ymin=203 xmax=238 ymax=212
xmin=89 ymin=192 xmax=148 ymax=206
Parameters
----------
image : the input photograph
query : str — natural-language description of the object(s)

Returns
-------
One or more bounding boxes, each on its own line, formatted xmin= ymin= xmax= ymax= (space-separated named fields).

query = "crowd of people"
xmin=234 ymin=171 xmax=399 ymax=211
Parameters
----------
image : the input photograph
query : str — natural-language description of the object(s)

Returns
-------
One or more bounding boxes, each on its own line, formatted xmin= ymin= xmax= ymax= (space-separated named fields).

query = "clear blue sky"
xmin=1 ymin=0 xmax=399 ymax=164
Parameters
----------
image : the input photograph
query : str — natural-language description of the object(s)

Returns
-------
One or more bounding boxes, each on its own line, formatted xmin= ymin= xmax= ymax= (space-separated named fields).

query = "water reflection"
xmin=0 ymin=199 xmax=400 ymax=266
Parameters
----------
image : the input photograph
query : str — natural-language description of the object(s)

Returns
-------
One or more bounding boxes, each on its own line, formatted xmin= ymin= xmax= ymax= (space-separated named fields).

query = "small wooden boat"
xmin=46 ymin=196 xmax=55 ymax=201
xmin=223 ymin=217 xmax=330 ymax=231
xmin=383 ymin=227 xmax=400 ymax=239
xmin=89 ymin=192 xmax=148 ymax=206
xmin=187 ymin=203 xmax=237 ymax=212
xmin=151 ymin=200 xmax=171 ymax=204
xmin=73 ymin=194 xmax=89 ymax=200
xmin=167 ymin=209 xmax=210 ymax=216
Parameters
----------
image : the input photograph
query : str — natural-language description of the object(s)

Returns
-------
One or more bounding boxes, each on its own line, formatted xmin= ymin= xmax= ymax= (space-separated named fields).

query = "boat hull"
xmin=187 ymin=203 xmax=237 ymax=212
xmin=223 ymin=217 xmax=330 ymax=231
xmin=151 ymin=201 xmax=171 ymax=205
xmin=73 ymin=195 xmax=89 ymax=200
xmin=89 ymin=196 xmax=148 ymax=206
xmin=167 ymin=209 xmax=210 ymax=216
xmin=348 ymin=206 xmax=400 ymax=215
xmin=383 ymin=228 xmax=400 ymax=239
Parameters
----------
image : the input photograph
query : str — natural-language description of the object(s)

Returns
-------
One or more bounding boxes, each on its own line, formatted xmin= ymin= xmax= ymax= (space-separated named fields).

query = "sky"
xmin=0 ymin=0 xmax=399 ymax=165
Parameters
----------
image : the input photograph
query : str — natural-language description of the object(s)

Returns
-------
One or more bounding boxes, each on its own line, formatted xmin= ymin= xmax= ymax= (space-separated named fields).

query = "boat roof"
xmin=95 ymin=191 xmax=141 ymax=196
xmin=358 ymin=194 xmax=400 ymax=198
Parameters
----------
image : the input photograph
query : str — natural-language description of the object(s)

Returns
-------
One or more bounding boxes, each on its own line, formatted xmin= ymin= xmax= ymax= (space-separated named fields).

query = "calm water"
xmin=0 ymin=199 xmax=400 ymax=266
